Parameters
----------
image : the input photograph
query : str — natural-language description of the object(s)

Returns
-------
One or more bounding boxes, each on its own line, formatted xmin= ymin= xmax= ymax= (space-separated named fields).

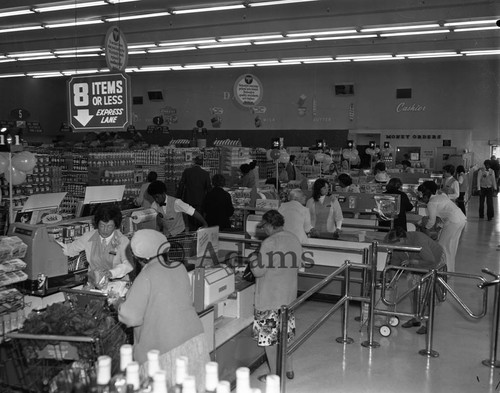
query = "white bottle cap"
xmin=147 ymin=349 xmax=161 ymax=377
xmin=153 ymin=370 xmax=168 ymax=393
xmin=97 ymin=355 xmax=111 ymax=385
xmin=216 ymin=381 xmax=231 ymax=393
xmin=175 ymin=356 xmax=189 ymax=385
xmin=265 ymin=375 xmax=280 ymax=393
xmin=205 ymin=361 xmax=219 ymax=391
xmin=120 ymin=344 xmax=133 ymax=372
xmin=126 ymin=361 xmax=140 ymax=390
xmin=182 ymin=375 xmax=197 ymax=393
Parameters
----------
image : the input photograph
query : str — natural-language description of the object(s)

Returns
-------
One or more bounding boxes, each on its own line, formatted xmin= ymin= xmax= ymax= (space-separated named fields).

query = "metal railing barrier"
xmin=479 ymin=268 xmax=500 ymax=368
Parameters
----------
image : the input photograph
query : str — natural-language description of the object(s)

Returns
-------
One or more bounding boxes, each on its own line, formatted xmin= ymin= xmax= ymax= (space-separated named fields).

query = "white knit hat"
xmin=131 ymin=229 xmax=170 ymax=259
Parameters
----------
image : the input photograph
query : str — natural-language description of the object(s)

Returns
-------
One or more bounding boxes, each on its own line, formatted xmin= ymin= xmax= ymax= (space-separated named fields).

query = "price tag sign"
xmin=67 ymin=73 xmax=131 ymax=132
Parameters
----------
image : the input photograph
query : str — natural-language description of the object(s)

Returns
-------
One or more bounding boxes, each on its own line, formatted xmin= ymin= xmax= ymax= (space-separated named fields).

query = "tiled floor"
xmin=249 ymin=195 xmax=500 ymax=393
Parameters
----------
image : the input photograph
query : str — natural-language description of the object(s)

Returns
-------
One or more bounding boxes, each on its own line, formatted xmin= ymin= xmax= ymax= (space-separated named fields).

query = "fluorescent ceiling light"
xmin=0 ymin=25 xmax=44 ymax=33
xmin=62 ymin=69 xmax=100 ymax=75
xmin=182 ymin=65 xmax=213 ymax=69
xmin=281 ymin=57 xmax=333 ymax=62
xmin=137 ymin=66 xmax=173 ymax=72
xmin=7 ymin=51 xmax=53 ymax=58
xmin=337 ymin=54 xmax=393 ymax=60
xmin=402 ymin=53 xmax=462 ymax=59
xmin=249 ymin=0 xmax=320 ymax=7
xmin=256 ymin=61 xmax=281 ymax=66
xmin=158 ymin=39 xmax=217 ymax=47
xmin=228 ymin=64 xmax=255 ymax=68
xmin=361 ymin=24 xmax=440 ymax=32
xmin=172 ymin=5 xmax=245 ymax=14
xmin=219 ymin=34 xmax=283 ymax=42
xmin=454 ymin=26 xmax=499 ymax=32
xmin=148 ymin=47 xmax=197 ymax=53
xmin=128 ymin=44 xmax=157 ymax=49
xmin=444 ymin=19 xmax=498 ymax=27
xmin=0 ymin=74 xmax=25 ymax=79
xmin=398 ymin=51 xmax=458 ymax=57
xmin=58 ymin=53 xmax=102 ymax=58
xmin=27 ymin=71 xmax=62 ymax=76
xmin=18 ymin=55 xmax=57 ymax=61
xmin=302 ymin=59 xmax=350 ymax=63
xmin=253 ymin=38 xmax=311 ymax=45
xmin=53 ymin=48 xmax=102 ymax=54
xmin=128 ymin=50 xmax=147 ymax=55
xmin=33 ymin=1 xmax=107 ymax=13
xmin=381 ymin=29 xmax=450 ymax=37
xmin=198 ymin=42 xmax=252 ymax=49
xmin=314 ymin=34 xmax=377 ymax=41
xmin=0 ymin=9 xmax=34 ymax=18
xmin=462 ymin=49 xmax=500 ymax=56
xmin=45 ymin=20 xmax=104 ymax=28
xmin=106 ymin=0 xmax=140 ymax=4
xmin=0 ymin=59 xmax=17 ymax=64
xmin=106 ymin=12 xmax=171 ymax=22
xmin=286 ymin=29 xmax=357 ymax=37
xmin=353 ymin=57 xmax=404 ymax=62
xmin=31 ymin=74 xmax=64 ymax=78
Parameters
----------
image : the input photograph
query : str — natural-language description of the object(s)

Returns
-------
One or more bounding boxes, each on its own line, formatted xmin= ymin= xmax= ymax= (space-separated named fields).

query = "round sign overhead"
xmin=105 ymin=26 xmax=128 ymax=72
xmin=233 ymin=74 xmax=263 ymax=108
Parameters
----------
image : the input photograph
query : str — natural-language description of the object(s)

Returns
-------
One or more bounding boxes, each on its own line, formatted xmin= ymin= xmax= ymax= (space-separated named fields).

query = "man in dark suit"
xmin=177 ymin=155 xmax=212 ymax=230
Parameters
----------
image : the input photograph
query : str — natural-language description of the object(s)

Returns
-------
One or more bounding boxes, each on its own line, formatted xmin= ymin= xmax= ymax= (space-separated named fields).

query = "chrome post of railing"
xmin=362 ymin=241 xmax=380 ymax=348
xmin=419 ymin=269 xmax=439 ymax=358
xmin=336 ymin=262 xmax=354 ymax=344
xmin=277 ymin=304 xmax=289 ymax=392
xmin=479 ymin=268 xmax=500 ymax=367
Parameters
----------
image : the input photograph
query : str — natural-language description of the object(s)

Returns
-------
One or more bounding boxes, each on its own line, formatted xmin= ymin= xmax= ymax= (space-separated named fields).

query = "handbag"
xmin=242 ymin=263 xmax=256 ymax=283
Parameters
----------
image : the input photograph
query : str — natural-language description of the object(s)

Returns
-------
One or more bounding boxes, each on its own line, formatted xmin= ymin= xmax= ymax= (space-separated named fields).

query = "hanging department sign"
xmin=67 ymin=73 xmax=131 ymax=132
xmin=233 ymin=74 xmax=263 ymax=108
xmin=105 ymin=26 xmax=128 ymax=72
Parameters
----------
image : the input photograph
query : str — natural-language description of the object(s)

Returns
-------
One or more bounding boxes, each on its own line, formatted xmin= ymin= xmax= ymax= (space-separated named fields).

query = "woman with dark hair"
xmin=379 ymin=177 xmax=414 ymax=231
xmin=337 ymin=173 xmax=360 ymax=193
xmin=57 ymin=203 xmax=132 ymax=287
xmin=306 ymin=178 xmax=343 ymax=238
xmin=135 ymin=171 xmax=158 ymax=208
xmin=441 ymin=164 xmax=459 ymax=202
xmin=373 ymin=161 xmax=390 ymax=183
xmin=417 ymin=180 xmax=466 ymax=272
xmin=239 ymin=161 xmax=257 ymax=188
xmin=203 ymin=174 xmax=235 ymax=230
xmin=250 ymin=210 xmax=301 ymax=379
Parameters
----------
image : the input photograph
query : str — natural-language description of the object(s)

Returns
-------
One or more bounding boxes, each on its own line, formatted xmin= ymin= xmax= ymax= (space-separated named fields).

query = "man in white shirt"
xmin=147 ymin=180 xmax=207 ymax=237
xmin=278 ymin=189 xmax=316 ymax=244
xmin=477 ymin=159 xmax=497 ymax=220
xmin=440 ymin=164 xmax=459 ymax=201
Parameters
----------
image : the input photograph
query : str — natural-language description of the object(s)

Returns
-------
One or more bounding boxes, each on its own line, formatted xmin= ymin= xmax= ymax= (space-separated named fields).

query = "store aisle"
xmin=249 ymin=195 xmax=500 ymax=393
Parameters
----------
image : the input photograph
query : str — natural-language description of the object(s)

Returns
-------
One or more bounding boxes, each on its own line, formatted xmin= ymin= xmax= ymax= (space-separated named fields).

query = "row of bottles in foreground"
xmin=89 ymin=344 xmax=280 ymax=393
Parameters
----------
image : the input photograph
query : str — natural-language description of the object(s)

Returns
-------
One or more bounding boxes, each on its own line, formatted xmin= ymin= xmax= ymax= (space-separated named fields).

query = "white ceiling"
xmin=0 ymin=0 xmax=499 ymax=77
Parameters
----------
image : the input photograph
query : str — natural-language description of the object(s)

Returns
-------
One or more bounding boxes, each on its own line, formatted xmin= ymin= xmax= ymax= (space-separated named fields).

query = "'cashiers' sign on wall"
xmin=67 ymin=73 xmax=131 ymax=132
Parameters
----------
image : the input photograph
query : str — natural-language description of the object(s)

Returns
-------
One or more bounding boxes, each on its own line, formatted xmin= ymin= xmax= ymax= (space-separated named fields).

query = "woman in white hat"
xmin=117 ymin=229 xmax=209 ymax=391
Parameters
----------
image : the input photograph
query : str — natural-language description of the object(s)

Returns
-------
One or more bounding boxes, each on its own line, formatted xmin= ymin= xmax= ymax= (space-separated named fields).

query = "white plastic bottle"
xmin=125 ymin=361 xmax=141 ymax=391
xmin=96 ymin=355 xmax=112 ymax=391
xmin=205 ymin=362 xmax=219 ymax=393
xmin=182 ymin=375 xmax=197 ymax=393
xmin=236 ymin=367 xmax=251 ymax=393
xmin=265 ymin=375 xmax=280 ymax=393
xmin=111 ymin=344 xmax=134 ymax=393
xmin=172 ymin=356 xmax=189 ymax=393
xmin=152 ymin=370 xmax=167 ymax=393
xmin=142 ymin=350 xmax=161 ymax=392
xmin=216 ymin=381 xmax=231 ymax=393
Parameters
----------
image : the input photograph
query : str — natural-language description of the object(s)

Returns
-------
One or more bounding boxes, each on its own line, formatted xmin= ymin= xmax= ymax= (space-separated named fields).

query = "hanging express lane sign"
xmin=68 ymin=73 xmax=131 ymax=132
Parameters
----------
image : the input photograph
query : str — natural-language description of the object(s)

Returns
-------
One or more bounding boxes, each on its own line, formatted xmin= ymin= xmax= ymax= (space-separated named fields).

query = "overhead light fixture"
xmin=462 ymin=49 xmax=500 ymax=56
xmin=0 ymin=25 xmax=44 ymax=34
xmin=45 ymin=20 xmax=104 ymax=29
xmin=353 ymin=57 xmax=403 ymax=62
xmin=172 ymin=5 xmax=245 ymax=14
xmin=147 ymin=47 xmax=197 ymax=53
xmin=380 ymin=29 xmax=449 ymax=37
xmin=0 ymin=74 xmax=25 ymax=79
xmin=198 ymin=42 xmax=252 ymax=49
xmin=248 ymin=0 xmax=320 ymax=7
xmin=281 ymin=57 xmax=333 ymax=62
xmin=33 ymin=1 xmax=107 ymax=13
xmin=0 ymin=9 xmax=35 ymax=18
xmin=314 ymin=34 xmax=377 ymax=41
xmin=58 ymin=53 xmax=103 ymax=58
xmin=255 ymin=61 xmax=282 ymax=66
xmin=18 ymin=55 xmax=57 ymax=61
xmin=253 ymin=38 xmax=311 ymax=45
xmin=219 ymin=34 xmax=283 ymax=42
xmin=0 ymin=59 xmax=17 ymax=64
xmin=106 ymin=0 xmax=141 ymax=4
xmin=286 ymin=29 xmax=357 ymax=37
xmin=444 ymin=19 xmax=498 ymax=27
xmin=182 ymin=65 xmax=213 ymax=70
xmin=105 ymin=12 xmax=171 ymax=22
xmin=128 ymin=44 xmax=158 ymax=49
xmin=7 ymin=51 xmax=53 ymax=58
xmin=62 ymin=69 xmax=100 ymax=75
xmin=453 ymin=26 xmax=499 ymax=32
xmin=337 ymin=54 xmax=394 ymax=60
xmin=361 ymin=23 xmax=440 ymax=32
xmin=303 ymin=59 xmax=350 ymax=63
xmin=137 ymin=66 xmax=173 ymax=72
xmin=128 ymin=50 xmax=147 ymax=55
xmin=53 ymin=48 xmax=102 ymax=55
xmin=158 ymin=39 xmax=217 ymax=47
xmin=400 ymin=52 xmax=462 ymax=59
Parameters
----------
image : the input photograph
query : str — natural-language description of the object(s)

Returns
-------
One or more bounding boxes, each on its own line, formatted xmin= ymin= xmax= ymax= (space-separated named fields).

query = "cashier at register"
xmin=57 ymin=204 xmax=132 ymax=285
